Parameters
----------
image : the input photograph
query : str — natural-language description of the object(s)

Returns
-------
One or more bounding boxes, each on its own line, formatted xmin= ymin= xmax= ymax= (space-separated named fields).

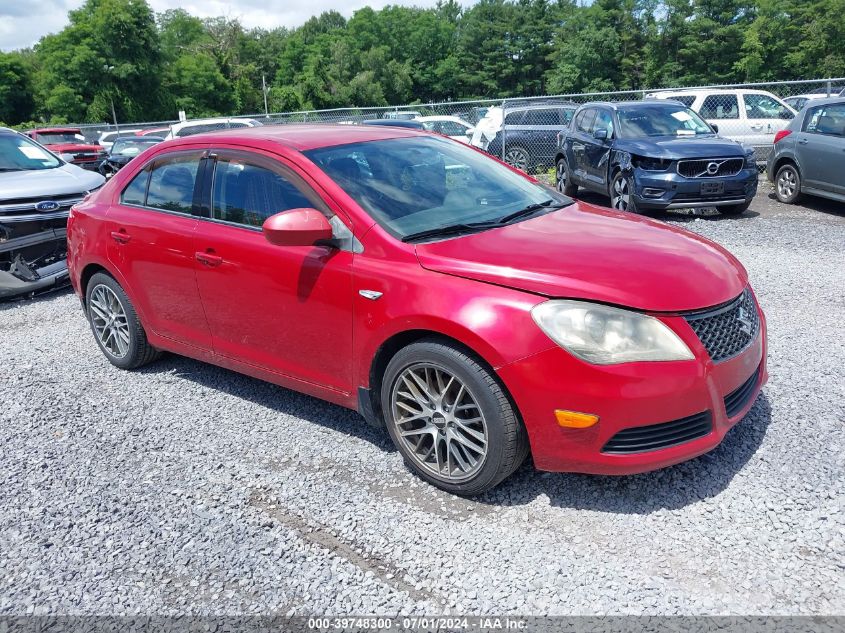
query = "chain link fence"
xmin=71 ymin=78 xmax=844 ymax=177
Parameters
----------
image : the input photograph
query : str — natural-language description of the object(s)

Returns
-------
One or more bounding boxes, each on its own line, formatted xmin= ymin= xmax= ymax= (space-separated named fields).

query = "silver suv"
xmin=0 ymin=128 xmax=104 ymax=299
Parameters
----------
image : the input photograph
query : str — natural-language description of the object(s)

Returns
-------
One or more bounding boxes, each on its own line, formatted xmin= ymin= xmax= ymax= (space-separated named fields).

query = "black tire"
xmin=609 ymin=171 xmax=640 ymax=213
xmin=774 ymin=163 xmax=802 ymax=204
xmin=85 ymin=272 xmax=160 ymax=370
xmin=556 ymin=157 xmax=578 ymax=196
xmin=381 ymin=338 xmax=529 ymax=496
xmin=717 ymin=200 xmax=752 ymax=215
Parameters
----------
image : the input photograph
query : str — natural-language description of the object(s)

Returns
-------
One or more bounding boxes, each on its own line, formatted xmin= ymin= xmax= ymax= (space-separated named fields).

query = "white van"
xmin=646 ymin=89 xmax=796 ymax=161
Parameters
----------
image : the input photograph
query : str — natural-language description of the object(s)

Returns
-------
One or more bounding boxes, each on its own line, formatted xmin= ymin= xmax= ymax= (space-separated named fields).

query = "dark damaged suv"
xmin=555 ymin=101 xmax=758 ymax=215
xmin=1 ymin=128 xmax=104 ymax=299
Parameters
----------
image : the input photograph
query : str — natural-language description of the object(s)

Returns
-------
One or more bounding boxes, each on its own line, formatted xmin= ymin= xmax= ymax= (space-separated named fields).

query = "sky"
xmin=0 ymin=0 xmax=475 ymax=52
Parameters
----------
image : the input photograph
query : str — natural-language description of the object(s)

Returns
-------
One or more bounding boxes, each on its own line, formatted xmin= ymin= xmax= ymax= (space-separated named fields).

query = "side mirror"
xmin=710 ymin=124 xmax=719 ymax=134
xmin=60 ymin=153 xmax=75 ymax=163
xmin=262 ymin=208 xmax=334 ymax=247
xmin=593 ymin=128 xmax=608 ymax=141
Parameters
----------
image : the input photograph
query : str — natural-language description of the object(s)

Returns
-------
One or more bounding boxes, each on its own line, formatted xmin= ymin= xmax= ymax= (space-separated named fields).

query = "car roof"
xmin=797 ymin=96 xmax=845 ymax=107
xmin=30 ymin=127 xmax=82 ymax=133
xmin=171 ymin=118 xmax=257 ymax=128
xmin=164 ymin=123 xmax=428 ymax=151
xmin=578 ymin=100 xmax=684 ymax=110
xmin=416 ymin=115 xmax=468 ymax=122
xmin=505 ymin=102 xmax=577 ymax=111
xmin=650 ymin=88 xmax=776 ymax=96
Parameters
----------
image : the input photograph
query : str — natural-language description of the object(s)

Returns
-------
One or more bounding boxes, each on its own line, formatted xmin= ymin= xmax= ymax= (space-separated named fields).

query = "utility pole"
xmin=262 ymin=74 xmax=269 ymax=117
xmin=104 ymin=64 xmax=119 ymax=132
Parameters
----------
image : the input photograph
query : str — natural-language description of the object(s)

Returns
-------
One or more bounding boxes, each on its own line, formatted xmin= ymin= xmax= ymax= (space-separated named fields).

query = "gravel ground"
xmin=1 ymin=185 xmax=843 ymax=616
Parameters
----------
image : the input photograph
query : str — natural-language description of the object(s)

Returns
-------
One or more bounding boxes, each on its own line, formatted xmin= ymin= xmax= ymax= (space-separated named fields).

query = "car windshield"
xmin=111 ymin=138 xmax=160 ymax=156
xmin=0 ymin=133 xmax=62 ymax=171
xmin=35 ymin=132 xmax=86 ymax=144
xmin=305 ymin=135 xmax=572 ymax=240
xmin=617 ymin=106 xmax=713 ymax=138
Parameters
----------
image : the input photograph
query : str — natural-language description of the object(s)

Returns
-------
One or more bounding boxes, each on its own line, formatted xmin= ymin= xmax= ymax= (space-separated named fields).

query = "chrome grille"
xmin=0 ymin=193 xmax=84 ymax=221
xmin=684 ymin=289 xmax=760 ymax=363
xmin=677 ymin=157 xmax=744 ymax=178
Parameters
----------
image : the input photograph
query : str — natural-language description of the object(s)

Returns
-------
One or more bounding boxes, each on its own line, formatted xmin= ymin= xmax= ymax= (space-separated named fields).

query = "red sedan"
xmin=66 ymin=124 xmax=767 ymax=495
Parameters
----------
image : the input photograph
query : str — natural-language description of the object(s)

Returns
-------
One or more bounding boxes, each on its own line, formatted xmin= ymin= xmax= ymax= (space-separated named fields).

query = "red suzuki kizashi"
xmin=67 ymin=124 xmax=767 ymax=495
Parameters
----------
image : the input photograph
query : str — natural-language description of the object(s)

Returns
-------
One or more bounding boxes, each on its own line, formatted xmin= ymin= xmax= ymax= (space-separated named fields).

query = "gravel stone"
xmin=0 ymin=186 xmax=843 ymax=615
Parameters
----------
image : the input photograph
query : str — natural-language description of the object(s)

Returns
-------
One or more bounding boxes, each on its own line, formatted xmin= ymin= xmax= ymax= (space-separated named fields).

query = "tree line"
xmin=1 ymin=0 xmax=843 ymax=127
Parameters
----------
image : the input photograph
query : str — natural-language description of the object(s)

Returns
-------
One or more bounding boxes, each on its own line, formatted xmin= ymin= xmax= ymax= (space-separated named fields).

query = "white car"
xmin=97 ymin=129 xmax=141 ymax=150
xmin=415 ymin=116 xmax=474 ymax=143
xmin=469 ymin=106 xmax=503 ymax=150
xmin=382 ymin=111 xmax=421 ymax=121
xmin=164 ymin=118 xmax=263 ymax=141
xmin=646 ymin=89 xmax=796 ymax=160
xmin=783 ymin=89 xmax=844 ymax=112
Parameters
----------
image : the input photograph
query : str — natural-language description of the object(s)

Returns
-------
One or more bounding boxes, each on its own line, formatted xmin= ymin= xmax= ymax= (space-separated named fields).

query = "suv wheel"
xmin=775 ymin=163 xmax=802 ymax=204
xmin=86 ymin=272 xmax=160 ymax=370
xmin=504 ymin=146 xmax=530 ymax=172
xmin=556 ymin=158 xmax=577 ymax=196
xmin=610 ymin=171 xmax=640 ymax=213
xmin=381 ymin=338 xmax=529 ymax=496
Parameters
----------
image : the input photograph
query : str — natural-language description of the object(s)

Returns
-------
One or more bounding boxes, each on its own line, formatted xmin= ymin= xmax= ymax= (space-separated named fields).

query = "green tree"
xmin=0 ymin=51 xmax=35 ymax=125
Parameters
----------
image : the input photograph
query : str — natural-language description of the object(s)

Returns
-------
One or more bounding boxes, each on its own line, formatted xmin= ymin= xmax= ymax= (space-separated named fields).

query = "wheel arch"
xmin=773 ymin=155 xmax=801 ymax=179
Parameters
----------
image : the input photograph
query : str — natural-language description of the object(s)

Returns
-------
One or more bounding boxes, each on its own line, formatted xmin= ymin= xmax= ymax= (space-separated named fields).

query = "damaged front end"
xmin=0 ymin=195 xmax=82 ymax=299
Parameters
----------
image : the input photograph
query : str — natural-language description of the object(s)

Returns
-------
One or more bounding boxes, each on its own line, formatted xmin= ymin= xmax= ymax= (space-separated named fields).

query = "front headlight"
xmin=744 ymin=148 xmax=756 ymax=168
xmin=531 ymin=300 xmax=694 ymax=365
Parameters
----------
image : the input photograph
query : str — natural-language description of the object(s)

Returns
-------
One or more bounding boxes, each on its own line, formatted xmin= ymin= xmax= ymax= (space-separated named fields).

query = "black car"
xmin=555 ymin=101 xmax=758 ymax=215
xmin=98 ymin=136 xmax=164 ymax=178
xmin=486 ymin=103 xmax=577 ymax=172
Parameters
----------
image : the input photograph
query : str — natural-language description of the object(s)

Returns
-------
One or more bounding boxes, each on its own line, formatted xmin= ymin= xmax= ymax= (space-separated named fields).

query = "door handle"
xmin=798 ymin=138 xmax=809 ymax=145
xmin=749 ymin=124 xmax=763 ymax=130
xmin=195 ymin=251 xmax=223 ymax=267
xmin=110 ymin=230 xmax=131 ymax=244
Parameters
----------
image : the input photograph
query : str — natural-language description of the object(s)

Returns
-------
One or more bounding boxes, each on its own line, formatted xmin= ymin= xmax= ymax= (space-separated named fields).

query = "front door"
xmin=106 ymin=150 xmax=212 ymax=351
xmin=192 ymin=149 xmax=355 ymax=394
xmin=797 ymin=102 xmax=845 ymax=195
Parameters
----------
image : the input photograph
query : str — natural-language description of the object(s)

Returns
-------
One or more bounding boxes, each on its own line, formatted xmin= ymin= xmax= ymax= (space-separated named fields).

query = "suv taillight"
xmin=774 ymin=130 xmax=792 ymax=143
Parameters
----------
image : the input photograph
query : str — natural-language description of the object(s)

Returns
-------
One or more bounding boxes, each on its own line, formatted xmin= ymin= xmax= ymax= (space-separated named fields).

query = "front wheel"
xmin=775 ymin=163 xmax=802 ymax=204
xmin=381 ymin=339 xmax=529 ymax=496
xmin=556 ymin=158 xmax=578 ymax=196
xmin=610 ymin=171 xmax=640 ymax=213
xmin=86 ymin=272 xmax=160 ymax=369
xmin=504 ymin=146 xmax=530 ymax=173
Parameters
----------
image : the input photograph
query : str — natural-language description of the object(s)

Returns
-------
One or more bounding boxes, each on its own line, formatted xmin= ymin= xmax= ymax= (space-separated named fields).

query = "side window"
xmin=575 ymin=109 xmax=597 ymax=133
xmin=146 ymin=154 xmax=201 ymax=214
xmin=593 ymin=109 xmax=614 ymax=137
xmin=440 ymin=121 xmax=466 ymax=136
xmin=121 ymin=168 xmax=149 ymax=206
xmin=804 ymin=104 xmax=845 ymax=137
xmin=523 ymin=109 xmax=560 ymax=126
xmin=672 ymin=96 xmax=696 ymax=107
xmin=700 ymin=94 xmax=739 ymax=119
xmin=744 ymin=93 xmax=793 ymax=120
xmin=211 ymin=158 xmax=313 ymax=228
xmin=503 ymin=110 xmax=525 ymax=125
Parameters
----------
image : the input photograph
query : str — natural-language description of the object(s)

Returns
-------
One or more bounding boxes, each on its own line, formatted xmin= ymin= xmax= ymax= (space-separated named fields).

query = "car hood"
xmin=415 ymin=203 xmax=747 ymax=313
xmin=46 ymin=143 xmax=104 ymax=153
xmin=616 ymin=135 xmax=746 ymax=159
xmin=0 ymin=164 xmax=105 ymax=200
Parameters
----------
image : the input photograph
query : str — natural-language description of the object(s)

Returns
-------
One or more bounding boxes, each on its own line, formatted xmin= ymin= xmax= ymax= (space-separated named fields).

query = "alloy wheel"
xmin=556 ymin=161 xmax=567 ymax=192
xmin=611 ymin=175 xmax=630 ymax=210
xmin=777 ymin=168 xmax=797 ymax=199
xmin=504 ymin=148 xmax=529 ymax=172
xmin=390 ymin=363 xmax=488 ymax=482
xmin=89 ymin=284 xmax=131 ymax=358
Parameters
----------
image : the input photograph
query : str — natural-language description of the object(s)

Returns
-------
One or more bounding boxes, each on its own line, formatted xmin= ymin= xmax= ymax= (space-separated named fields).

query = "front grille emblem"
xmin=36 ymin=200 xmax=60 ymax=212
xmin=737 ymin=306 xmax=753 ymax=336
xmin=706 ymin=162 xmax=720 ymax=175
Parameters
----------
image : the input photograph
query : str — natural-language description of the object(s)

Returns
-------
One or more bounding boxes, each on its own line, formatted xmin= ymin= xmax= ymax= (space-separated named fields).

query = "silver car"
xmin=767 ymin=97 xmax=845 ymax=204
xmin=1 ymin=128 xmax=104 ymax=299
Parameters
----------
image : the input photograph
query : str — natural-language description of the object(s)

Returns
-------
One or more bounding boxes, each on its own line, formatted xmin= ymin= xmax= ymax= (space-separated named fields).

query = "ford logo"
xmin=36 ymin=201 xmax=60 ymax=212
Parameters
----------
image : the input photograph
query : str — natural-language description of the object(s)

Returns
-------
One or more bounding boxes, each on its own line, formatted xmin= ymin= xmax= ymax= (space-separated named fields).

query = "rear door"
xmin=567 ymin=108 xmax=597 ymax=188
xmin=797 ymin=103 xmax=845 ymax=195
xmin=106 ymin=150 xmax=212 ymax=350
xmin=699 ymin=94 xmax=744 ymax=144
xmin=521 ymin=108 xmax=568 ymax=166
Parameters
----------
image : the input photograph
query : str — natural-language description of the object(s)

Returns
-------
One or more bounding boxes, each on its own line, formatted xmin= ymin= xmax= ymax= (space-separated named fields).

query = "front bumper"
xmin=631 ymin=166 xmax=758 ymax=210
xmin=75 ymin=160 xmax=104 ymax=172
xmin=0 ymin=259 xmax=69 ymax=299
xmin=497 ymin=303 xmax=768 ymax=474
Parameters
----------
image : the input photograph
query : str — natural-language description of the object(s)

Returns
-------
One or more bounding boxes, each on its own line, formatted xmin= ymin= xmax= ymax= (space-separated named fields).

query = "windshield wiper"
xmin=0 ymin=167 xmax=24 ymax=172
xmin=401 ymin=220 xmax=503 ymax=243
xmin=495 ymin=199 xmax=568 ymax=225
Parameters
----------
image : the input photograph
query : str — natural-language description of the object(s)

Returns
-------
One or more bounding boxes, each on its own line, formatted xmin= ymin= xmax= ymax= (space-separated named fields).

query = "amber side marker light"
xmin=555 ymin=410 xmax=600 ymax=428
